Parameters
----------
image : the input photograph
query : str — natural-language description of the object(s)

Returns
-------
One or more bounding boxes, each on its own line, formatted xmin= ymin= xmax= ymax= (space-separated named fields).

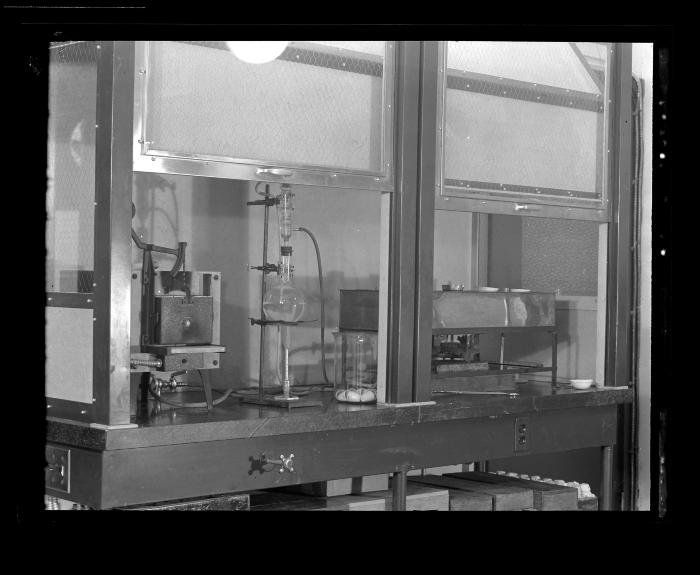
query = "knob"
xmin=280 ymin=453 xmax=295 ymax=473
xmin=261 ymin=452 xmax=295 ymax=473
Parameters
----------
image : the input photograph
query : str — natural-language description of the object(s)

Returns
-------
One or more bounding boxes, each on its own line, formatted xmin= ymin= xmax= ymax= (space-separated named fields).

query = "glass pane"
xmin=46 ymin=41 xmax=98 ymax=293
xmin=145 ymin=41 xmax=388 ymax=173
xmin=483 ymin=214 xmax=602 ymax=381
xmin=487 ymin=215 xmax=599 ymax=296
xmin=443 ymin=41 xmax=608 ymax=205
xmin=46 ymin=307 xmax=93 ymax=403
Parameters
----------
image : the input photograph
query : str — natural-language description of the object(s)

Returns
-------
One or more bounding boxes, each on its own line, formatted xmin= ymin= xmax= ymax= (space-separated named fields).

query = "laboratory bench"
xmin=45 ymin=382 xmax=632 ymax=510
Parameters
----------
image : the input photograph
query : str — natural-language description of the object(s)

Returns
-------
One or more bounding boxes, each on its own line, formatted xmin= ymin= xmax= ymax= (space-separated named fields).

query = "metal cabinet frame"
xmin=45 ymin=42 xmax=636 ymax=512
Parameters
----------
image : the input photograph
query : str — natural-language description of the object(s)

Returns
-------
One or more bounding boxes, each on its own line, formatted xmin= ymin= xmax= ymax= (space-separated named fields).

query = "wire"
xmin=255 ymin=181 xmax=273 ymax=196
xmin=295 ymin=226 xmax=332 ymax=387
xmin=148 ymin=370 xmax=235 ymax=408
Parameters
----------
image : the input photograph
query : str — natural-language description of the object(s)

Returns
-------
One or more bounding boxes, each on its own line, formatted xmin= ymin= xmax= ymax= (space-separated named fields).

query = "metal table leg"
xmin=475 ymin=461 xmax=489 ymax=473
xmin=201 ymin=370 xmax=214 ymax=411
xmin=551 ymin=330 xmax=558 ymax=388
xmin=600 ymin=445 xmax=614 ymax=510
xmin=392 ymin=469 xmax=408 ymax=511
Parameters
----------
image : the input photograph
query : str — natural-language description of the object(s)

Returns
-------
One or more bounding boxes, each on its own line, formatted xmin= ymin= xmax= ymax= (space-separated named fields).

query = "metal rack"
xmin=432 ymin=325 xmax=558 ymax=389
xmin=242 ymin=184 xmax=321 ymax=409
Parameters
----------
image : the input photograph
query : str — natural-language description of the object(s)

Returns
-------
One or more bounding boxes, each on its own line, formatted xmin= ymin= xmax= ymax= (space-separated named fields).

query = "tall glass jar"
xmin=333 ymin=330 xmax=377 ymax=403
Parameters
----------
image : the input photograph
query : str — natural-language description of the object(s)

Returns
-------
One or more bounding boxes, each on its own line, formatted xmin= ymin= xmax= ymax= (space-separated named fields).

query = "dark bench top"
xmin=46 ymin=382 xmax=632 ymax=451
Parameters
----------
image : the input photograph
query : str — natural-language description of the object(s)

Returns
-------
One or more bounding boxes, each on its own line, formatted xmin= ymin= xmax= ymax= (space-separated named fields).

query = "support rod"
xmin=258 ymin=185 xmax=271 ymax=400
xmin=600 ymin=445 xmax=614 ymax=510
xmin=392 ymin=469 xmax=408 ymax=511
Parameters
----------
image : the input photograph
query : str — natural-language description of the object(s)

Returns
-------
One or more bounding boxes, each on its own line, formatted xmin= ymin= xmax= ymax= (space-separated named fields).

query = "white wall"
xmin=632 ymin=42 xmax=653 ymax=511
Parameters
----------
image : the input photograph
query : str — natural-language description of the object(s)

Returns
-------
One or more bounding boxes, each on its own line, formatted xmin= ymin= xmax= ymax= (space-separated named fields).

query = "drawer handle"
xmin=514 ymin=203 xmax=541 ymax=212
xmin=261 ymin=452 xmax=295 ymax=473
xmin=256 ymin=167 xmax=293 ymax=178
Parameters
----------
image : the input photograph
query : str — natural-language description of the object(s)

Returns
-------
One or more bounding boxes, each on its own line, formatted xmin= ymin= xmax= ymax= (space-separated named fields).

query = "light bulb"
xmin=226 ymin=41 xmax=289 ymax=64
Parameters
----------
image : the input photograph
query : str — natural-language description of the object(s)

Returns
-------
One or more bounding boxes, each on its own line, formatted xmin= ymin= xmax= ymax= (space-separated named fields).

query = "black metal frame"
xmin=384 ymin=41 xmax=421 ymax=404
xmin=46 ymin=41 xmax=135 ymax=426
xmin=603 ymin=43 xmax=634 ymax=510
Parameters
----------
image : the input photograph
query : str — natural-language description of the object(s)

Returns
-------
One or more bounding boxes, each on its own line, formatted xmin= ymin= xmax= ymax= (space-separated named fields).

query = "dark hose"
xmin=295 ymin=227 xmax=332 ymax=387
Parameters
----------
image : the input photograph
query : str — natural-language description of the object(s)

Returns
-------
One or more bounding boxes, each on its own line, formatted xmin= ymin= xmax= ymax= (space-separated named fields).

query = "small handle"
xmin=256 ymin=167 xmax=293 ymax=178
xmin=514 ymin=203 xmax=541 ymax=212
xmin=261 ymin=452 xmax=295 ymax=473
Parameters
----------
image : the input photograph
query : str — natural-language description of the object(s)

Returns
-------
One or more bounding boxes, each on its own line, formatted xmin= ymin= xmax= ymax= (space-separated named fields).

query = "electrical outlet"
xmin=46 ymin=446 xmax=70 ymax=494
xmin=514 ymin=416 xmax=530 ymax=452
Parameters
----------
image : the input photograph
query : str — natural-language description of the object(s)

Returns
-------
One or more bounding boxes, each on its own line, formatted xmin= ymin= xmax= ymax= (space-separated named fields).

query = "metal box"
xmin=432 ymin=290 xmax=555 ymax=330
xmin=339 ymin=289 xmax=380 ymax=332
xmin=155 ymin=295 xmax=213 ymax=345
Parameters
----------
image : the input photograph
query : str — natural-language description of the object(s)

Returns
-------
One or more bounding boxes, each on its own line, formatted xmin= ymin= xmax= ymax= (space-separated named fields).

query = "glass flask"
xmin=262 ymin=278 xmax=306 ymax=323
xmin=333 ymin=331 xmax=377 ymax=403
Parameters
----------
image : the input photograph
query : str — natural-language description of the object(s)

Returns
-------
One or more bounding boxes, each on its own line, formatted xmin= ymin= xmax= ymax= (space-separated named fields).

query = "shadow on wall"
xmin=191 ymin=176 xmax=250 ymax=390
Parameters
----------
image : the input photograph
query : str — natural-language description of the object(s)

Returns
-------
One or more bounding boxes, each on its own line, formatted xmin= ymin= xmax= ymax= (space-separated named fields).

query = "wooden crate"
xmin=281 ymin=474 xmax=389 ymax=498
xmin=578 ymin=496 xmax=599 ymax=511
xmin=370 ymin=482 xmax=449 ymax=511
xmin=249 ymin=489 xmax=386 ymax=511
xmin=409 ymin=476 xmax=492 ymax=511
xmin=122 ymin=492 xmax=250 ymax=511
xmin=449 ymin=472 xmax=578 ymax=511
xmin=419 ymin=473 xmax=533 ymax=511
xmin=313 ymin=494 xmax=386 ymax=511
xmin=249 ymin=490 xmax=326 ymax=511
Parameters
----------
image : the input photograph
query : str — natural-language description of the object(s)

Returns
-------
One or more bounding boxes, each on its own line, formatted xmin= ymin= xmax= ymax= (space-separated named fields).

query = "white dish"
xmin=478 ymin=286 xmax=499 ymax=292
xmin=570 ymin=378 xmax=594 ymax=389
xmin=510 ymin=288 xmax=531 ymax=293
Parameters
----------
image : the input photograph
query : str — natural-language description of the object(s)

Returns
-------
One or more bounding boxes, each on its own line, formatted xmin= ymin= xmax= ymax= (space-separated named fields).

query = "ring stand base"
xmin=240 ymin=396 xmax=323 ymax=409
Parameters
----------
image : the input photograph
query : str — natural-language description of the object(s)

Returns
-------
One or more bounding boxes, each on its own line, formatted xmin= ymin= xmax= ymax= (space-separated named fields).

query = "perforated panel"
xmin=521 ymin=217 xmax=599 ymax=296
xmin=144 ymin=41 xmax=388 ymax=173
xmin=46 ymin=41 xmax=97 ymax=293
xmin=442 ymin=42 xmax=609 ymax=206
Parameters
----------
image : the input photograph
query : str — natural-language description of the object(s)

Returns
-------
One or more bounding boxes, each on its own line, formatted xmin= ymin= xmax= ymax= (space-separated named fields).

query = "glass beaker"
xmin=333 ymin=331 xmax=377 ymax=403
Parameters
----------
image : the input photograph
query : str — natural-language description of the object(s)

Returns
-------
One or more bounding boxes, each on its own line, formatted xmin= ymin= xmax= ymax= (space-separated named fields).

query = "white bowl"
xmin=570 ymin=378 xmax=594 ymax=389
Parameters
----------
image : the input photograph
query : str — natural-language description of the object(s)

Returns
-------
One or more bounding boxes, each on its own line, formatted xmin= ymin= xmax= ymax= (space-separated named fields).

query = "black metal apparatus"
xmin=130 ymin=204 xmax=227 ymax=410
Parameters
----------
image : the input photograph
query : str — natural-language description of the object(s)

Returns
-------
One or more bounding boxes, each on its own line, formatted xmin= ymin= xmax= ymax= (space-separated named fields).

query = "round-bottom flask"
xmin=262 ymin=280 xmax=306 ymax=323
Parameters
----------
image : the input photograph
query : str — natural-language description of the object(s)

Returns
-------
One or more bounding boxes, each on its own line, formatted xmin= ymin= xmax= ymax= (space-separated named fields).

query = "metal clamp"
xmin=256 ymin=167 xmax=293 ymax=178
xmin=513 ymin=203 xmax=541 ymax=212
xmin=262 ymin=453 xmax=295 ymax=473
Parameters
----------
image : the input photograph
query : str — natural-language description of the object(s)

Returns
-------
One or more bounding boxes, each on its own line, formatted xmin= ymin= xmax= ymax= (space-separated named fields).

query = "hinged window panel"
xmin=437 ymin=41 xmax=611 ymax=215
xmin=135 ymin=41 xmax=395 ymax=191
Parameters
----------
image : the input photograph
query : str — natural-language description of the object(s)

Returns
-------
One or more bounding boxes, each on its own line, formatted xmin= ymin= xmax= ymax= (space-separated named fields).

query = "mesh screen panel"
xmin=46 ymin=41 xmax=97 ymax=293
xmin=519 ymin=217 xmax=599 ymax=296
xmin=145 ymin=41 xmax=387 ymax=173
xmin=443 ymin=42 xmax=608 ymax=203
